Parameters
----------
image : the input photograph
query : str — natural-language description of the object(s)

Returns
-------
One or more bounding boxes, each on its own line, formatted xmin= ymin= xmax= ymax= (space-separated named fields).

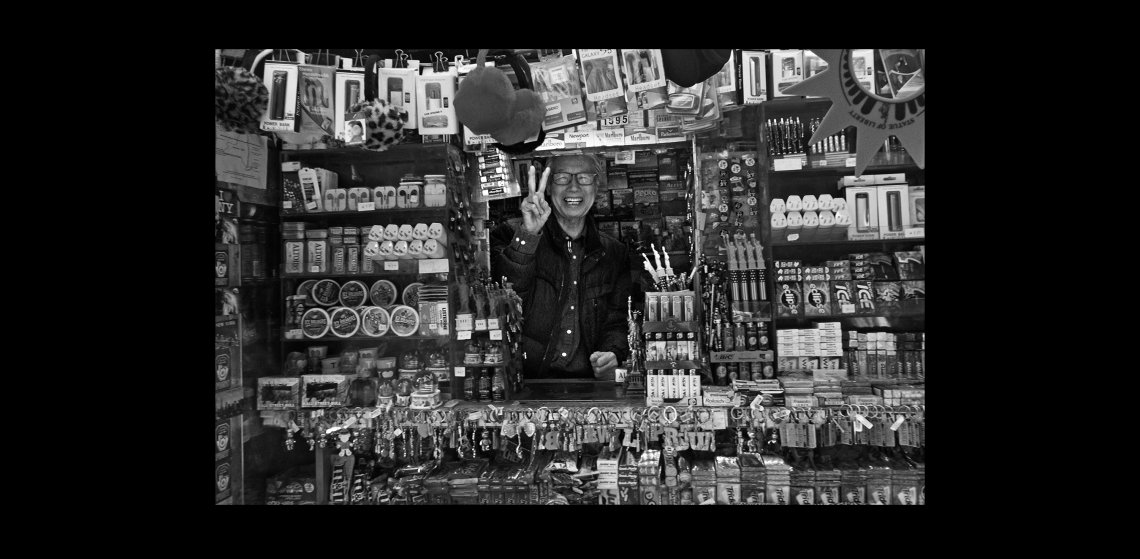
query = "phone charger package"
xmin=377 ymin=67 xmax=419 ymax=129
xmin=737 ymin=50 xmax=769 ymax=105
xmin=417 ymin=71 xmax=459 ymax=134
xmin=876 ymin=184 xmax=910 ymax=239
xmin=771 ymin=50 xmax=804 ymax=98
xmin=335 ymin=71 xmax=366 ymax=142
xmin=261 ymin=63 xmax=300 ymax=132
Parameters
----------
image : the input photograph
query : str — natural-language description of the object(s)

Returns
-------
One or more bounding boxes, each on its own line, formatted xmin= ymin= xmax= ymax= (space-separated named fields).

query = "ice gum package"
xmin=874 ymin=281 xmax=902 ymax=313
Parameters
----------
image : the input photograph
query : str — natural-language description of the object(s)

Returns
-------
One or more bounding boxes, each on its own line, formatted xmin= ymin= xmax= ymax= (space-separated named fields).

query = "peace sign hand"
xmin=521 ymin=166 xmax=552 ymax=235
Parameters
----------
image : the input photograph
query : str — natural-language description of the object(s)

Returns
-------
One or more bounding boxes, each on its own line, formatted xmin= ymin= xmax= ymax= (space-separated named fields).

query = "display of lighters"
xmin=766 ymin=117 xmax=807 ymax=158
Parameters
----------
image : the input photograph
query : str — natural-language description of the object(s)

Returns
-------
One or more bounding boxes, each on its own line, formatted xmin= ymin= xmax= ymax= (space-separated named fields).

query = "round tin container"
xmin=328 ymin=307 xmax=361 ymax=338
xmin=311 ymin=279 xmax=341 ymax=306
xmin=369 ymin=280 xmax=397 ymax=307
xmin=402 ymin=282 xmax=423 ymax=307
xmin=301 ymin=308 xmax=330 ymax=339
xmin=339 ymin=280 xmax=368 ymax=307
xmin=388 ymin=305 xmax=420 ymax=337
xmin=359 ymin=306 xmax=390 ymax=337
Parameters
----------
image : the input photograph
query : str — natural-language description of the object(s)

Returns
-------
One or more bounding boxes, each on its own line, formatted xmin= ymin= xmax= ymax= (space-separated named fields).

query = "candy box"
xmin=874 ymin=281 xmax=902 ymax=313
xmin=776 ymin=282 xmax=803 ymax=318
xmin=853 ymin=281 xmax=877 ymax=314
xmin=301 ymin=374 xmax=348 ymax=408
xmin=802 ymin=281 xmax=832 ymax=316
xmin=894 ymin=251 xmax=925 ymax=280
xmin=258 ymin=377 xmax=300 ymax=410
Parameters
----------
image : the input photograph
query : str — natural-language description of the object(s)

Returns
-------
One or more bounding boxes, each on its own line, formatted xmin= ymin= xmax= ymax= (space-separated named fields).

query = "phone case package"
xmin=417 ymin=71 xmax=459 ymax=135
xmin=261 ymin=62 xmax=300 ymax=132
xmin=621 ymin=49 xmax=668 ymax=110
xmin=378 ymin=67 xmax=419 ymax=129
xmin=530 ymin=55 xmax=588 ymax=131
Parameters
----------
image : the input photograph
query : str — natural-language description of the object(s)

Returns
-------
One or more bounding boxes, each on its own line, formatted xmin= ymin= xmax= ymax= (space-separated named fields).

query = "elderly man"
xmin=491 ymin=154 xmax=630 ymax=380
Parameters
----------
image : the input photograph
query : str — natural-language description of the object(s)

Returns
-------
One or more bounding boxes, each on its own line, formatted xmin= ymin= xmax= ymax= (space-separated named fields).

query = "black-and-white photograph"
xmin=215 ymin=48 xmax=926 ymax=507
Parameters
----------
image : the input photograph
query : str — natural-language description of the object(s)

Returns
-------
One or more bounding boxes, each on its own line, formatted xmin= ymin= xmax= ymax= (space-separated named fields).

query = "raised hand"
xmin=521 ymin=165 xmax=552 ymax=235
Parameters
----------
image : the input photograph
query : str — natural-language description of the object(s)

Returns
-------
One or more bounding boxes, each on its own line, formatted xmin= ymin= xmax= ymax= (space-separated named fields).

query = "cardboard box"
xmin=417 ymin=71 xmax=459 ymax=134
xmin=845 ymin=186 xmax=879 ymax=240
xmin=876 ymin=184 xmax=910 ymax=239
xmin=737 ymin=50 xmax=769 ymax=104
xmin=771 ymin=50 xmax=803 ymax=97
xmin=261 ymin=62 xmax=300 ymax=132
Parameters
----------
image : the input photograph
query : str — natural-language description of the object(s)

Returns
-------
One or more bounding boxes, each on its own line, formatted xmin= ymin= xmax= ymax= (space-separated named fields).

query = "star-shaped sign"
xmin=784 ymin=50 xmax=924 ymax=177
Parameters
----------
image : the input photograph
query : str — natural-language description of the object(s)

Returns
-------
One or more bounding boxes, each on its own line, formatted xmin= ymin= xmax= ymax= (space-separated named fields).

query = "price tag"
xmin=383 ymin=261 xmax=399 ymax=271
xmin=287 ymin=329 xmax=302 ymax=338
xmin=890 ymin=415 xmax=906 ymax=431
xmin=490 ymin=330 xmax=503 ymax=340
xmin=787 ymin=234 xmax=799 ymax=242
xmin=487 ymin=319 xmax=500 ymax=330
xmin=343 ymin=416 xmax=358 ymax=428
xmin=454 ymin=367 xmax=466 ymax=377
xmin=818 ymin=160 xmax=827 ymax=166
xmin=366 ymin=408 xmax=384 ymax=419
xmin=418 ymin=259 xmax=449 ymax=274
xmin=855 ymin=414 xmax=874 ymax=429
xmin=845 ymin=157 xmax=856 ymax=167
xmin=457 ymin=331 xmax=472 ymax=340
xmin=310 ymin=266 xmax=320 ymax=273
xmin=904 ymin=228 xmax=925 ymax=239
xmin=602 ymin=115 xmax=630 ymax=128
xmin=283 ymin=201 xmax=293 ymax=209
xmin=455 ymin=315 xmax=473 ymax=331
xmin=474 ymin=319 xmax=488 ymax=331
xmin=357 ymin=202 xmax=375 ymax=212
xmin=774 ymin=158 xmax=803 ymax=171
xmin=616 ymin=150 xmax=635 ymax=164
xmin=841 ymin=303 xmax=856 ymax=314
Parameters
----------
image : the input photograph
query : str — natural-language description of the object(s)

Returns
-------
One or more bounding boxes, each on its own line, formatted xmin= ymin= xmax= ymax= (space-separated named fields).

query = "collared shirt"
xmin=548 ymin=231 xmax=589 ymax=374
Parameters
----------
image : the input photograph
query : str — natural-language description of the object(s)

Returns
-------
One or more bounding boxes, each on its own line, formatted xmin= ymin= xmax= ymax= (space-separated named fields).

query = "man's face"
xmin=548 ymin=156 xmax=597 ymax=220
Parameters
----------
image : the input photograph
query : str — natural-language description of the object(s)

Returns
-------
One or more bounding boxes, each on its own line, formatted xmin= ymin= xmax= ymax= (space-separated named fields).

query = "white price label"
xmin=855 ymin=414 xmax=874 ymax=429
xmin=845 ymin=157 xmax=856 ymax=167
xmin=357 ymin=202 xmax=375 ymax=212
xmin=383 ymin=261 xmax=399 ymax=271
xmin=890 ymin=415 xmax=906 ymax=431
xmin=787 ymin=234 xmax=800 ymax=242
xmin=550 ymin=66 xmax=568 ymax=85
xmin=841 ymin=303 xmax=856 ymax=314
xmin=310 ymin=266 xmax=320 ymax=273
xmin=283 ymin=201 xmax=293 ymax=209
xmin=457 ymin=331 xmax=472 ymax=340
xmin=487 ymin=319 xmax=500 ymax=330
xmin=418 ymin=258 xmax=449 ymax=274
xmin=818 ymin=160 xmax=827 ymax=166
xmin=616 ymin=150 xmax=635 ymax=164
xmin=474 ymin=319 xmax=487 ymax=331
xmin=455 ymin=315 xmax=473 ymax=331
xmin=774 ymin=158 xmax=803 ymax=171
xmin=454 ymin=367 xmax=466 ymax=377
xmin=490 ymin=330 xmax=503 ymax=341
xmin=602 ymin=115 xmax=629 ymax=128
xmin=904 ymin=228 xmax=925 ymax=239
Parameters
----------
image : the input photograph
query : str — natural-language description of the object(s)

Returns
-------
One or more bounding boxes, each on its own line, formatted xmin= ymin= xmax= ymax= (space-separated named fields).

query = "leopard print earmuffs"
xmin=347 ymin=98 xmax=409 ymax=151
xmin=215 ymin=65 xmax=268 ymax=134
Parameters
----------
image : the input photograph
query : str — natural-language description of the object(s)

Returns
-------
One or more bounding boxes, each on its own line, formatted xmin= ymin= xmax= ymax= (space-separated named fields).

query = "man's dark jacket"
xmin=490 ymin=215 xmax=630 ymax=378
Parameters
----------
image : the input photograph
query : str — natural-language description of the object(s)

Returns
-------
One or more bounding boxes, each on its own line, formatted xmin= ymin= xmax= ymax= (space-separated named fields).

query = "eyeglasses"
xmin=550 ymin=172 xmax=597 ymax=186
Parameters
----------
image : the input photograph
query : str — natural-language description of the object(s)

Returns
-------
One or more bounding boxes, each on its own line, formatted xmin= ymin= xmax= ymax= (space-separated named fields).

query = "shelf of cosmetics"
xmin=773 ymin=253 xmax=924 ymax=318
xmin=284 ymin=278 xmax=448 ymax=340
xmin=770 ymin=182 xmax=925 ymax=244
xmin=262 ymin=412 xmax=924 ymax=505
xmin=283 ymin=222 xmax=454 ymax=276
xmin=281 ymin=165 xmax=449 ymax=214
